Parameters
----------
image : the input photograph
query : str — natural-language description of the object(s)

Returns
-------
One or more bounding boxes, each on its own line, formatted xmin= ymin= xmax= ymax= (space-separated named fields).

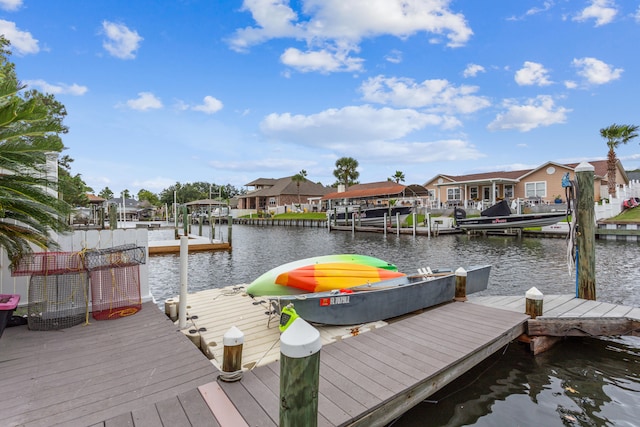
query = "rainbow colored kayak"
xmin=275 ymin=262 xmax=406 ymax=293
xmin=246 ymin=254 xmax=399 ymax=296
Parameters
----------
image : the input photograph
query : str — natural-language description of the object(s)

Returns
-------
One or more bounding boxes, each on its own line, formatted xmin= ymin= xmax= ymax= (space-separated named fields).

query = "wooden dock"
xmin=148 ymin=234 xmax=230 ymax=255
xmin=469 ymin=294 xmax=640 ymax=353
xmin=0 ymin=302 xmax=221 ymax=427
xmin=2 ymin=292 xmax=637 ymax=426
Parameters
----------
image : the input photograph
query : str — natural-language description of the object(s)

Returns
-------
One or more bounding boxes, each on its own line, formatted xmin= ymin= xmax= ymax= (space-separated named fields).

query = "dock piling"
xmin=454 ymin=267 xmax=467 ymax=301
xmin=220 ymin=326 xmax=244 ymax=382
xmin=178 ymin=236 xmax=189 ymax=329
xmin=525 ymin=287 xmax=543 ymax=318
xmin=576 ymin=162 xmax=596 ymax=300
xmin=280 ymin=318 xmax=322 ymax=427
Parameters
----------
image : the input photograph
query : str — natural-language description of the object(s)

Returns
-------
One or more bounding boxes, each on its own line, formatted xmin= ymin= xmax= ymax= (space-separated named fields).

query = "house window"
xmin=427 ymin=189 xmax=435 ymax=198
xmin=269 ymin=197 xmax=276 ymax=206
xmin=525 ymin=182 xmax=546 ymax=198
xmin=447 ymin=188 xmax=461 ymax=200
xmin=504 ymin=185 xmax=514 ymax=199
xmin=470 ymin=187 xmax=479 ymax=200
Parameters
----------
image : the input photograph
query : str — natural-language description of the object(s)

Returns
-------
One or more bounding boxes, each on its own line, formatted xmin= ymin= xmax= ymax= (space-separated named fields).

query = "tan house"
xmin=237 ymin=176 xmax=332 ymax=212
xmin=423 ymin=160 xmax=628 ymax=208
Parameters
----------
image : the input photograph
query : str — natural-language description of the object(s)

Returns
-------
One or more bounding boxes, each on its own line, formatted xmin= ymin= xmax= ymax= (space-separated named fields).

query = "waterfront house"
xmin=321 ymin=181 xmax=431 ymax=210
xmin=236 ymin=176 xmax=333 ymax=214
xmin=423 ymin=160 xmax=627 ymax=209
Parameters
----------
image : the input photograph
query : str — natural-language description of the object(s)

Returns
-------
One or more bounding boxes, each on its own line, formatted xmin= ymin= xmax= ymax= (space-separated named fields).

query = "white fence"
xmin=0 ymin=228 xmax=151 ymax=308
xmin=594 ymin=180 xmax=640 ymax=221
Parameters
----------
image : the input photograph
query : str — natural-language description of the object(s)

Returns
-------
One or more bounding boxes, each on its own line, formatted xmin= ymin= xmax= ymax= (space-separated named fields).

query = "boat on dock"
xmin=327 ymin=205 xmax=412 ymax=227
xmin=269 ymin=265 xmax=491 ymax=326
xmin=454 ymin=200 xmax=566 ymax=230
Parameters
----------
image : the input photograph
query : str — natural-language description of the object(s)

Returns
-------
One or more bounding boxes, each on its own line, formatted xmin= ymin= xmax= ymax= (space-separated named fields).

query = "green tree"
xmin=138 ymin=189 xmax=160 ymax=206
xmin=121 ymin=189 xmax=131 ymax=200
xmin=0 ymin=37 xmax=71 ymax=264
xmin=332 ymin=157 xmax=359 ymax=188
xmin=58 ymin=154 xmax=90 ymax=206
xmin=98 ymin=187 xmax=114 ymax=200
xmin=600 ymin=123 xmax=639 ymax=196
xmin=388 ymin=170 xmax=405 ymax=184
xmin=292 ymin=169 xmax=307 ymax=204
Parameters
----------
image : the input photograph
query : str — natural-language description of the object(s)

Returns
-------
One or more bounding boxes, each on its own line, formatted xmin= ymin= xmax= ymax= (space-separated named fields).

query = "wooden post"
xmin=412 ymin=212 xmax=416 ymax=237
xmin=454 ymin=267 xmax=467 ymax=301
xmin=109 ymin=204 xmax=118 ymax=230
xmin=525 ymin=287 xmax=543 ymax=319
xmin=227 ymin=214 xmax=233 ymax=246
xmin=182 ymin=206 xmax=188 ymax=236
xmin=198 ymin=216 xmax=203 ymax=236
xmin=220 ymin=326 xmax=244 ymax=382
xmin=576 ymin=162 xmax=596 ymax=300
xmin=280 ymin=318 xmax=321 ymax=427
xmin=383 ymin=213 xmax=387 ymax=237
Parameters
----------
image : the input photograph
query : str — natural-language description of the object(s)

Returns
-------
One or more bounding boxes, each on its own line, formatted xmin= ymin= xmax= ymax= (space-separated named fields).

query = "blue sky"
xmin=2 ymin=0 xmax=640 ymax=195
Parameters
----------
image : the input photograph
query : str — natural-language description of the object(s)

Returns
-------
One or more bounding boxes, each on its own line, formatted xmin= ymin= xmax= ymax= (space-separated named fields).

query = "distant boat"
xmin=271 ymin=265 xmax=491 ymax=326
xmin=246 ymin=254 xmax=399 ymax=297
xmin=454 ymin=200 xmax=566 ymax=230
xmin=327 ymin=205 xmax=413 ymax=227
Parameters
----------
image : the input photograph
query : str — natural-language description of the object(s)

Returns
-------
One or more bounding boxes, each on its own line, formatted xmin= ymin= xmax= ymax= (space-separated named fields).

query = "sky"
xmin=1 ymin=0 xmax=640 ymax=196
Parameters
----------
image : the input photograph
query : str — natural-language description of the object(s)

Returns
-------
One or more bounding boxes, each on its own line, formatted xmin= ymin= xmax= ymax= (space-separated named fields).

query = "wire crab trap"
xmin=90 ymin=265 xmax=142 ymax=320
xmin=27 ymin=272 xmax=89 ymax=331
xmin=11 ymin=251 xmax=87 ymax=276
xmin=84 ymin=244 xmax=146 ymax=272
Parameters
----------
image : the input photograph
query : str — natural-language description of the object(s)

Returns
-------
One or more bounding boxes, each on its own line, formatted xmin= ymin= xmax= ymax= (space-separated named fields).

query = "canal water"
xmin=148 ymin=225 xmax=639 ymax=427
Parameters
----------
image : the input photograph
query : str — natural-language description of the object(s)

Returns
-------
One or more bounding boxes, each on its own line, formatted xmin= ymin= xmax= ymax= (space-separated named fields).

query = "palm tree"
xmin=291 ymin=169 xmax=307 ymax=204
xmin=600 ymin=123 xmax=639 ymax=196
xmin=388 ymin=170 xmax=405 ymax=184
xmin=0 ymin=41 xmax=72 ymax=265
xmin=333 ymin=157 xmax=359 ymax=188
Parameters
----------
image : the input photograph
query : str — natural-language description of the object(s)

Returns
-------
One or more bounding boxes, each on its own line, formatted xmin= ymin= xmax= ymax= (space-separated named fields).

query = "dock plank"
xmin=0 ymin=302 xmax=221 ymax=427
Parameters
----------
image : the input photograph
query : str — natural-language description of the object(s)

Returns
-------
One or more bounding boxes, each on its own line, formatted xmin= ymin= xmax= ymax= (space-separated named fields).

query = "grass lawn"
xmin=605 ymin=206 xmax=640 ymax=223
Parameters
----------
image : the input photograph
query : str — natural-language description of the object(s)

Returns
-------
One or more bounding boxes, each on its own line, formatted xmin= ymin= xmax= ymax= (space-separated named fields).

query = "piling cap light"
xmin=280 ymin=318 xmax=322 ymax=358
xmin=526 ymin=286 xmax=544 ymax=300
xmin=223 ymin=325 xmax=244 ymax=346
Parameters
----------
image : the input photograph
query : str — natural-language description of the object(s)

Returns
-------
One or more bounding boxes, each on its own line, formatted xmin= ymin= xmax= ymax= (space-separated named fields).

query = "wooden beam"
xmin=527 ymin=318 xmax=638 ymax=337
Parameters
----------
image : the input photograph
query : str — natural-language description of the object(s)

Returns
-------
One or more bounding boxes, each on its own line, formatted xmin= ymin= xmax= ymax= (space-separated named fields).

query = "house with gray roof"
xmin=237 ymin=176 xmax=332 ymax=213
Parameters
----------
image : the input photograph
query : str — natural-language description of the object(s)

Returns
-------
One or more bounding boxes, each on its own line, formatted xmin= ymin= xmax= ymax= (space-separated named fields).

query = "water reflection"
xmin=390 ymin=337 xmax=640 ymax=427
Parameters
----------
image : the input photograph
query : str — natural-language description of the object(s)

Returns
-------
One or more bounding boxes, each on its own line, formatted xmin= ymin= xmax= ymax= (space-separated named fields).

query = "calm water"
xmin=148 ymin=225 xmax=640 ymax=427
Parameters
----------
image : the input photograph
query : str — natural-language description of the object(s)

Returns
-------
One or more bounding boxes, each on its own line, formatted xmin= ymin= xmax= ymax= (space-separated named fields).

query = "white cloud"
xmin=487 ymin=95 xmax=570 ymax=132
xmin=281 ymin=46 xmax=363 ymax=73
xmin=125 ymin=92 xmax=163 ymax=111
xmin=0 ymin=20 xmax=38 ymax=55
xmin=229 ymin=0 xmax=472 ymax=73
xmin=572 ymin=57 xmax=622 ymax=85
xmin=564 ymin=80 xmax=578 ymax=89
xmin=635 ymin=6 xmax=640 ymax=23
xmin=260 ymin=105 xmax=445 ymax=148
xmin=463 ymin=63 xmax=485 ymax=78
xmin=192 ymin=96 xmax=224 ymax=114
xmin=385 ymin=49 xmax=402 ymax=64
xmin=24 ymin=79 xmax=88 ymax=96
xmin=573 ymin=0 xmax=617 ymax=26
xmin=360 ymin=75 xmax=490 ymax=115
xmin=101 ymin=21 xmax=143 ymax=59
xmin=0 ymin=0 xmax=22 ymax=11
xmin=514 ymin=61 xmax=552 ymax=86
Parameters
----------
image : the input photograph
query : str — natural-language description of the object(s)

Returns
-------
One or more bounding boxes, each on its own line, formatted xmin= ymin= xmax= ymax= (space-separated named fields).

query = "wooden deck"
xmin=0 ymin=296 xmax=529 ymax=427
xmin=4 ymin=292 xmax=638 ymax=426
xmin=0 ymin=302 xmax=221 ymax=427
xmin=215 ymin=301 xmax=528 ymax=427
